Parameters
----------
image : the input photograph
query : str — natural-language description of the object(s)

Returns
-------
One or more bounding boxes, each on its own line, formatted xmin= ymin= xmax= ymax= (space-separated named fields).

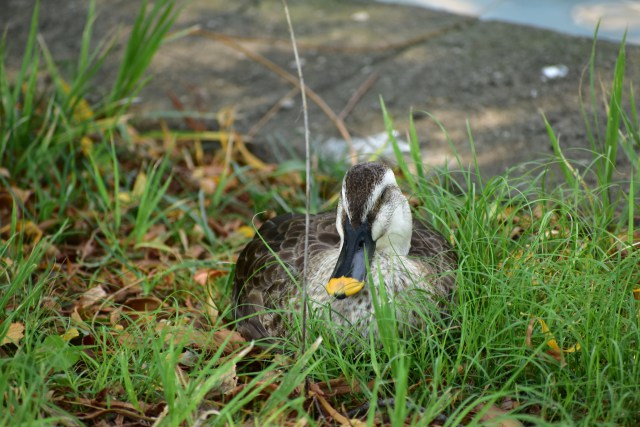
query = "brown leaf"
xmin=314 ymin=393 xmax=366 ymax=427
xmin=209 ymin=217 xmax=244 ymax=238
xmin=500 ymin=397 xmax=520 ymax=411
xmin=0 ymin=186 xmax=32 ymax=205
xmin=218 ymin=363 xmax=239 ymax=395
xmin=525 ymin=318 xmax=535 ymax=349
xmin=141 ymin=224 xmax=168 ymax=243
xmin=185 ymin=244 xmax=206 ymax=259
xmin=193 ymin=269 xmax=227 ymax=286
xmin=0 ymin=220 xmax=43 ymax=244
xmin=313 ymin=377 xmax=375 ymax=397
xmin=210 ymin=329 xmax=247 ymax=354
xmin=611 ymin=230 xmax=640 ymax=258
xmin=307 ymin=382 xmax=326 ymax=397
xmin=71 ymin=397 xmax=160 ymax=422
xmin=509 ymin=226 xmax=524 ymax=240
xmin=70 ymin=308 xmax=84 ymax=324
xmin=78 ymin=286 xmax=108 ymax=310
xmin=472 ymin=402 xmax=524 ymax=427
xmin=1 ymin=322 xmax=25 ymax=346
xmin=122 ymin=296 xmax=163 ymax=312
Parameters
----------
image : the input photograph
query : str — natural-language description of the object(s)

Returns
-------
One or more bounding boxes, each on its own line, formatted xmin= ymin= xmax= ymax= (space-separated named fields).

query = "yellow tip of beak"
xmin=325 ymin=277 xmax=365 ymax=299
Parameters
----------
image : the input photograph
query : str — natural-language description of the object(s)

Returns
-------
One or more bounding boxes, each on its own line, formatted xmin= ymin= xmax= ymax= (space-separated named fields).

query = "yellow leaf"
xmin=132 ymin=171 xmax=148 ymax=198
xmin=80 ymin=136 xmax=94 ymax=157
xmin=0 ymin=220 xmax=43 ymax=244
xmin=236 ymin=137 xmax=270 ymax=170
xmin=1 ymin=322 xmax=25 ymax=346
xmin=118 ymin=192 xmax=132 ymax=204
xmin=237 ymin=225 xmax=255 ymax=239
xmin=60 ymin=79 xmax=94 ymax=122
xmin=633 ymin=288 xmax=640 ymax=301
xmin=61 ymin=328 xmax=79 ymax=342
xmin=195 ymin=139 xmax=204 ymax=165
xmin=537 ymin=318 xmax=581 ymax=353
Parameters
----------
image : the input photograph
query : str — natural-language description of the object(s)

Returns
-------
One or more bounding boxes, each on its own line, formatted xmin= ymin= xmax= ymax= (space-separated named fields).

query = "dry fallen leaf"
xmin=313 ymin=393 xmax=366 ymax=427
xmin=525 ymin=317 xmax=580 ymax=366
xmin=1 ymin=322 xmax=25 ymax=346
xmin=132 ymin=171 xmax=148 ymax=198
xmin=211 ymin=329 xmax=246 ymax=354
xmin=313 ymin=377 xmax=374 ymax=397
xmin=0 ymin=220 xmax=43 ymax=244
xmin=193 ymin=269 xmax=227 ymax=286
xmin=78 ymin=285 xmax=108 ymax=310
xmin=122 ymin=296 xmax=163 ymax=313
xmin=611 ymin=230 xmax=640 ymax=258
xmin=217 ymin=363 xmax=239 ymax=396
xmin=537 ymin=317 xmax=580 ymax=355
xmin=472 ymin=402 xmax=524 ymax=427
xmin=500 ymin=397 xmax=520 ymax=411
xmin=0 ymin=186 xmax=32 ymax=206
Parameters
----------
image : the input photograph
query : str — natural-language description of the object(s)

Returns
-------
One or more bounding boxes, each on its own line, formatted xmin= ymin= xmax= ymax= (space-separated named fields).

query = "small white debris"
xmin=289 ymin=58 xmax=306 ymax=69
xmin=279 ymin=98 xmax=295 ymax=109
xmin=351 ymin=11 xmax=370 ymax=22
xmin=541 ymin=64 xmax=569 ymax=81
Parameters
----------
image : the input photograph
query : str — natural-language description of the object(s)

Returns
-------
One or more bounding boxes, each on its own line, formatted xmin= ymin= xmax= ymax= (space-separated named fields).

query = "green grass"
xmin=1 ymin=1 xmax=639 ymax=426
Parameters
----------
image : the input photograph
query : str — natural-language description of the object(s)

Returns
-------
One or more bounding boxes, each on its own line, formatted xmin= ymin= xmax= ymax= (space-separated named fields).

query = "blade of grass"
xmin=109 ymin=0 xmax=180 ymax=114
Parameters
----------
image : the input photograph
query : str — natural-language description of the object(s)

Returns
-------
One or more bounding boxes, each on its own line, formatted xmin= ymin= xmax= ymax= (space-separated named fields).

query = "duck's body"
xmin=233 ymin=163 xmax=457 ymax=341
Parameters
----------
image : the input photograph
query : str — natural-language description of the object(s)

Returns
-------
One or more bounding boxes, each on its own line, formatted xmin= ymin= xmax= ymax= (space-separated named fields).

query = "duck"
xmin=232 ymin=162 xmax=457 ymax=341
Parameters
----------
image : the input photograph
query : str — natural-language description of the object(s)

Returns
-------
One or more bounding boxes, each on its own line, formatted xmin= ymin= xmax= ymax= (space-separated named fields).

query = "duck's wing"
xmin=233 ymin=212 xmax=339 ymax=340
xmin=409 ymin=220 xmax=458 ymax=293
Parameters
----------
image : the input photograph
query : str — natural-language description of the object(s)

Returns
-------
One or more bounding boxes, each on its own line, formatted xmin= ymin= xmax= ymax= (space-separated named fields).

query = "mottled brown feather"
xmin=233 ymin=211 xmax=456 ymax=341
xmin=233 ymin=213 xmax=338 ymax=340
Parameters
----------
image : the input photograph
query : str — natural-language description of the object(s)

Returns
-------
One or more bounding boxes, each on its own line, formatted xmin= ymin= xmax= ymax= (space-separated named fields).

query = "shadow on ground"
xmin=2 ymin=0 xmax=637 ymax=179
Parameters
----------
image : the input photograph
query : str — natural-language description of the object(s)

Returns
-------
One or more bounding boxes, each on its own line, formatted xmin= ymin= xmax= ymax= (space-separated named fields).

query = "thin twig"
xmin=193 ymin=28 xmax=353 ymax=146
xmin=282 ymin=0 xmax=311 ymax=393
xmin=338 ymin=72 xmax=379 ymax=121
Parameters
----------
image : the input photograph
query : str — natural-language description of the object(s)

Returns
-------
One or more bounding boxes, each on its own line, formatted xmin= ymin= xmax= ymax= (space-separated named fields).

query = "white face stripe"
xmin=341 ymin=184 xmax=350 ymax=222
xmin=363 ymin=169 xmax=397 ymax=223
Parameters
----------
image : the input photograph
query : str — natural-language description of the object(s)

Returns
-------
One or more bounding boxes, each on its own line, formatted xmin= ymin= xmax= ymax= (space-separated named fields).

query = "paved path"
xmin=3 ymin=0 xmax=636 ymax=179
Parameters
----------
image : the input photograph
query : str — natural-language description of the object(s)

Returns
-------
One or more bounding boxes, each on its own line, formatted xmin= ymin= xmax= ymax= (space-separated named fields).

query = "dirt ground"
xmin=2 ymin=0 xmax=637 ymax=180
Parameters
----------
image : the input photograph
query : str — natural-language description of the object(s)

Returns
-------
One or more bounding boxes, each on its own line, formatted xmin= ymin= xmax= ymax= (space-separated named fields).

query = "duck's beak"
xmin=326 ymin=220 xmax=375 ymax=299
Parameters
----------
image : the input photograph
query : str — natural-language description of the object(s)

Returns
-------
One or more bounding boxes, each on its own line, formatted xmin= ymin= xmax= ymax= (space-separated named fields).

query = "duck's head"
xmin=326 ymin=162 xmax=413 ymax=299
